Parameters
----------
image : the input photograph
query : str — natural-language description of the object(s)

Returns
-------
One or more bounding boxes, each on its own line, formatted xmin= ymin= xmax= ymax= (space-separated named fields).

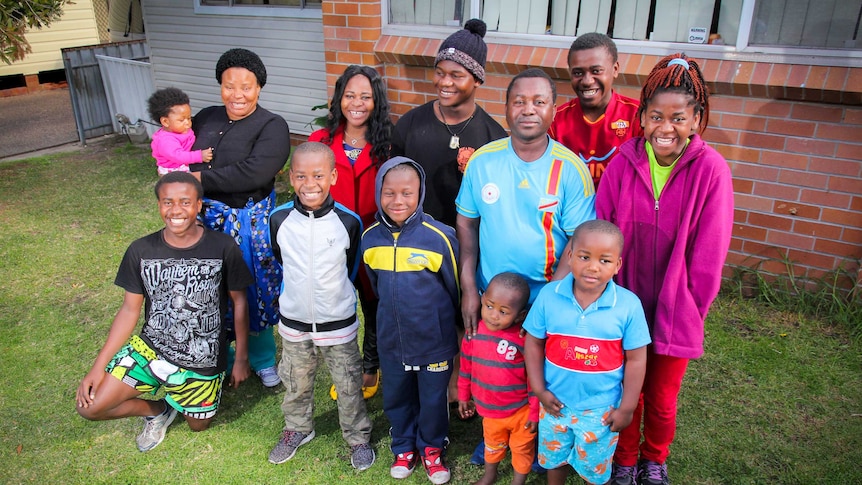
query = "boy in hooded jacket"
xmin=361 ymin=157 xmax=460 ymax=484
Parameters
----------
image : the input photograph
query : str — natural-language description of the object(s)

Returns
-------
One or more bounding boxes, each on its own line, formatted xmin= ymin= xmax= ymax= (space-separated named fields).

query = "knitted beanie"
xmin=435 ymin=18 xmax=488 ymax=83
xmin=215 ymin=48 xmax=267 ymax=88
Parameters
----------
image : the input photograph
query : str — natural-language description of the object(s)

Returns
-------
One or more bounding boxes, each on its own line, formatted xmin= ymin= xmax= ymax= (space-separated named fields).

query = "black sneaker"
xmin=609 ymin=463 xmax=637 ymax=485
xmin=637 ymin=460 xmax=669 ymax=485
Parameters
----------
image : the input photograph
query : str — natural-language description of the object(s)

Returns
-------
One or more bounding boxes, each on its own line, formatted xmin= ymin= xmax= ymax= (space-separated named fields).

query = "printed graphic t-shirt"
xmin=114 ymin=229 xmax=253 ymax=375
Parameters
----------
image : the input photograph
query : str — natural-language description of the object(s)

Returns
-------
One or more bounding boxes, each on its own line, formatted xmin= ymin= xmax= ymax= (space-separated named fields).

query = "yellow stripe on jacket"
xmin=364 ymin=236 xmax=445 ymax=274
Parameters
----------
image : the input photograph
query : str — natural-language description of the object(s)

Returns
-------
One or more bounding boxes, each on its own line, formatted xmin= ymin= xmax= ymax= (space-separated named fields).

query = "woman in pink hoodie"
xmin=596 ymin=53 xmax=734 ymax=485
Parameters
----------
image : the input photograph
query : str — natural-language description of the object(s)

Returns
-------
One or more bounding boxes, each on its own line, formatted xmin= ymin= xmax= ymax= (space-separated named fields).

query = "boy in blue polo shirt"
xmin=524 ymin=219 xmax=650 ymax=485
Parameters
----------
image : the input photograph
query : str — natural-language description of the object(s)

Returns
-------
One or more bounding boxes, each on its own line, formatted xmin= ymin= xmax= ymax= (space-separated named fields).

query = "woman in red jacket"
xmin=309 ymin=65 xmax=393 ymax=399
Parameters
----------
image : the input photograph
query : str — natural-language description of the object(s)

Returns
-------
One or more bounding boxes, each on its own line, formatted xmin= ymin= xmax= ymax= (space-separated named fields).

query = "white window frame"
xmin=195 ymin=0 xmax=322 ymax=20
xmin=381 ymin=0 xmax=862 ymax=68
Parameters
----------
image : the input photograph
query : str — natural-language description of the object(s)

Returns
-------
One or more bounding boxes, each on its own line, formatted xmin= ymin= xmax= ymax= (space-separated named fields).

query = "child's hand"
xmin=602 ymin=406 xmax=634 ymax=432
xmin=230 ymin=357 xmax=251 ymax=388
xmin=458 ymin=400 xmax=475 ymax=420
xmin=524 ymin=420 xmax=538 ymax=434
xmin=201 ymin=147 xmax=213 ymax=162
xmin=537 ymin=390 xmax=564 ymax=417
xmin=76 ymin=368 xmax=104 ymax=409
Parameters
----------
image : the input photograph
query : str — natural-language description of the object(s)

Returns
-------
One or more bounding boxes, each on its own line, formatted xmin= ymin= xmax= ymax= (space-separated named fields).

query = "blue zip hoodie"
xmin=361 ymin=157 xmax=460 ymax=366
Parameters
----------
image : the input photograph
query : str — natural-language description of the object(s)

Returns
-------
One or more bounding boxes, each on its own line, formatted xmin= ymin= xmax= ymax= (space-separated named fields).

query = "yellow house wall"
xmin=0 ymin=0 xmax=100 ymax=77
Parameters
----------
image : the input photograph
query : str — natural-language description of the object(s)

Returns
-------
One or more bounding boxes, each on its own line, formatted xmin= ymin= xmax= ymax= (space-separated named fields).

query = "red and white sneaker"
xmin=422 ymin=447 xmax=450 ymax=484
xmin=390 ymin=450 xmax=418 ymax=479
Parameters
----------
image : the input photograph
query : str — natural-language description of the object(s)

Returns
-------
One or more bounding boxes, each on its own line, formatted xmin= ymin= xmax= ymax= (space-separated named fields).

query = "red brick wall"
xmin=321 ymin=0 xmax=383 ymax=96
xmin=322 ymin=1 xmax=862 ymax=287
xmin=706 ymin=95 xmax=862 ymax=284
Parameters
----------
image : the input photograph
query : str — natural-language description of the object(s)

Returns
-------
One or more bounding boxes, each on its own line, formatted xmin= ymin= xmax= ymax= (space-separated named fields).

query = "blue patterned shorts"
xmin=537 ymin=403 xmax=618 ymax=484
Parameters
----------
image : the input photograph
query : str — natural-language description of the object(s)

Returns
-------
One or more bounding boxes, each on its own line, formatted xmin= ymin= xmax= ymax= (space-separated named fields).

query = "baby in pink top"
xmin=147 ymin=87 xmax=212 ymax=175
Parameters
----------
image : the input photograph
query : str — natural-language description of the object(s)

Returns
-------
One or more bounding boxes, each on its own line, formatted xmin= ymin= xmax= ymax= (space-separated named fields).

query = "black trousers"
xmin=358 ymin=283 xmax=379 ymax=375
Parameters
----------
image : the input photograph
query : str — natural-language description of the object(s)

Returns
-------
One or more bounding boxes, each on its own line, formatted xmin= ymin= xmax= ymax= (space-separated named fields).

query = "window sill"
xmin=381 ymin=24 xmax=862 ymax=68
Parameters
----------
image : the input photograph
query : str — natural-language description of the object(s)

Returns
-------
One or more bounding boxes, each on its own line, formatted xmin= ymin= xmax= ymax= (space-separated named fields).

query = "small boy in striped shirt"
xmin=458 ymin=272 xmax=538 ymax=485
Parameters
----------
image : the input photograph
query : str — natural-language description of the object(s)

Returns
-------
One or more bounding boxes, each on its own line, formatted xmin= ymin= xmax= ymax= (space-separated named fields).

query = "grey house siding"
xmin=142 ymin=1 xmax=327 ymax=135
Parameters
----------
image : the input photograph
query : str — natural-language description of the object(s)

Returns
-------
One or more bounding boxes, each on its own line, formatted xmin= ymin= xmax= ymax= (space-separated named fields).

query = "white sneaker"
xmin=136 ymin=402 xmax=177 ymax=452
xmin=256 ymin=366 xmax=281 ymax=387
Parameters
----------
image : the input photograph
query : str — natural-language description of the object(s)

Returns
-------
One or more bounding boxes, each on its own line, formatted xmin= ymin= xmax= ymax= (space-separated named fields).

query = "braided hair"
xmin=638 ymin=53 xmax=709 ymax=133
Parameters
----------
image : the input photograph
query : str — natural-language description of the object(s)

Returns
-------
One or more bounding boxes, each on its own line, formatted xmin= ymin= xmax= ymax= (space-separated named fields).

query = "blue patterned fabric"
xmin=201 ymin=191 xmax=281 ymax=333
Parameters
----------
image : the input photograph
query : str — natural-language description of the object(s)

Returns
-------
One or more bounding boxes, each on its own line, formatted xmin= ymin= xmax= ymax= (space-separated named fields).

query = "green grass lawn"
xmin=1 ymin=139 xmax=860 ymax=484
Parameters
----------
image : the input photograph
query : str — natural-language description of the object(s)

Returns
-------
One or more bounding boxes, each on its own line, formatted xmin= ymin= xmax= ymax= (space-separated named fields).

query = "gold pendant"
xmin=449 ymin=135 xmax=460 ymax=149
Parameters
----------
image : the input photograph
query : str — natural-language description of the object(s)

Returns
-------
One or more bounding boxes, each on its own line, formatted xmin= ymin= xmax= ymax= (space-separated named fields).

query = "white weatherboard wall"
xmin=0 ymin=0 xmax=100 ymax=77
xmin=142 ymin=1 xmax=327 ymax=136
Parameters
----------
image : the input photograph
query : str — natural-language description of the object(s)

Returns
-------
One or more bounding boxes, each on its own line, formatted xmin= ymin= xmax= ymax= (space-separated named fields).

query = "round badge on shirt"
xmin=482 ymin=183 xmax=500 ymax=204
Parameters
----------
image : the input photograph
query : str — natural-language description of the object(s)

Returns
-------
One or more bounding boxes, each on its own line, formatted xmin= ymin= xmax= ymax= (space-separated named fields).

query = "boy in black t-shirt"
xmin=76 ymin=172 xmax=253 ymax=452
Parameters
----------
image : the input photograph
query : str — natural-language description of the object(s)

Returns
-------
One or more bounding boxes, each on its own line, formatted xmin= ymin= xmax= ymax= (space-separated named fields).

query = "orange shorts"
xmin=482 ymin=404 xmax=537 ymax=475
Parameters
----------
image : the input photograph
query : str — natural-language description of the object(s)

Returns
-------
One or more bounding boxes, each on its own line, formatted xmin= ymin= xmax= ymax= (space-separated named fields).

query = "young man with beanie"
xmin=391 ymin=18 xmax=507 ymax=229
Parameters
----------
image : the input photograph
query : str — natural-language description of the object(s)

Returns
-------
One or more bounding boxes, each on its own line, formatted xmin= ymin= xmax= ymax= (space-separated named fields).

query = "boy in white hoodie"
xmin=267 ymin=142 xmax=374 ymax=471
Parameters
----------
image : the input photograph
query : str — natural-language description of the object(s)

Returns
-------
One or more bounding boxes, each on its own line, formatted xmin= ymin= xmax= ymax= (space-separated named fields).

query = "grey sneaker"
xmin=136 ymin=402 xmax=177 ymax=452
xmin=350 ymin=442 xmax=376 ymax=471
xmin=609 ymin=463 xmax=637 ymax=485
xmin=256 ymin=366 xmax=281 ymax=387
xmin=637 ymin=460 xmax=669 ymax=485
xmin=268 ymin=429 xmax=315 ymax=464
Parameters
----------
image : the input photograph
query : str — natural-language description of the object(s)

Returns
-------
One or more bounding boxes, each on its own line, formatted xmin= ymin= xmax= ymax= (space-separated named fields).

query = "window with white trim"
xmin=201 ymin=0 xmax=321 ymax=7
xmin=387 ymin=0 xmax=862 ymax=51
xmin=196 ymin=0 xmax=322 ymax=18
